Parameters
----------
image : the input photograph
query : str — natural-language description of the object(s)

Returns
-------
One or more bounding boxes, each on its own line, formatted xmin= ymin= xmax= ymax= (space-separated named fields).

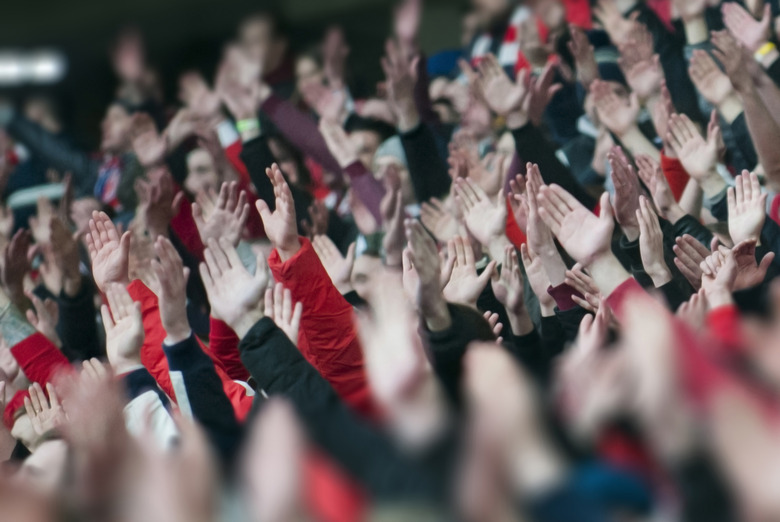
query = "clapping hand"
xmin=85 ymin=211 xmax=131 ymax=293
xmin=636 ymin=196 xmax=672 ymax=287
xmin=264 ymin=282 xmax=303 ymax=346
xmin=255 ymin=163 xmax=301 ymax=261
xmin=312 ymin=235 xmax=356 ymax=295
xmin=152 ymin=237 xmax=191 ymax=344
xmin=442 ymin=236 xmax=496 ymax=308
xmin=727 ymin=171 xmax=767 ymax=245
xmin=101 ymin=282 xmax=144 ymax=374
xmin=23 ymin=382 xmax=67 ymax=438
xmin=192 ymin=181 xmax=250 ymax=247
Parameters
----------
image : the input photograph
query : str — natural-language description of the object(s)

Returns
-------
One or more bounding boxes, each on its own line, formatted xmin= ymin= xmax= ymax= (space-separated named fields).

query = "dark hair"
xmin=343 ymin=114 xmax=397 ymax=143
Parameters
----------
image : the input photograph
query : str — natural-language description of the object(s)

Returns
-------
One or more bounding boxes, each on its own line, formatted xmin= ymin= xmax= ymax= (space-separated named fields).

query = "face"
xmin=351 ymin=255 xmax=383 ymax=301
xmin=100 ymin=104 xmax=132 ymax=153
xmin=349 ymin=130 xmax=382 ymax=170
xmin=295 ymin=55 xmax=324 ymax=93
xmin=184 ymin=149 xmax=221 ymax=195
xmin=16 ymin=440 xmax=68 ymax=495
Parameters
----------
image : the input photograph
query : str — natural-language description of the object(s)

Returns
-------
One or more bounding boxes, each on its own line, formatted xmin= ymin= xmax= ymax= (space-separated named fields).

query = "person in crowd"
xmin=5 ymin=0 xmax=780 ymax=520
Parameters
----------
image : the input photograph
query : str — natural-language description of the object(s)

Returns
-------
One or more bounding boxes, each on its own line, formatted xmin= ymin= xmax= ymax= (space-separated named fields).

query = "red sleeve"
xmin=505 ymin=198 xmax=527 ymax=249
xmin=706 ymin=305 xmax=746 ymax=358
xmin=267 ymin=238 xmax=378 ymax=418
xmin=224 ymin=140 xmax=252 ymax=187
xmin=127 ymin=280 xmax=254 ymax=420
xmin=604 ymin=278 xmax=780 ymax=421
xmin=170 ymin=195 xmax=205 ymax=261
xmin=10 ymin=332 xmax=70 ymax=385
xmin=660 ymin=153 xmax=690 ymax=202
xmin=208 ymin=317 xmax=250 ymax=382
xmin=563 ymin=0 xmax=592 ymax=28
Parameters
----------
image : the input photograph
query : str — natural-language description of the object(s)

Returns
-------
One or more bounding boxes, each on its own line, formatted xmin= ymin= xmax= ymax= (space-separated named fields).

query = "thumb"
xmin=759 ymin=252 xmax=775 ymax=274
xmin=255 ymin=199 xmax=271 ymax=222
xmin=345 ymin=242 xmax=357 ymax=265
xmin=478 ymin=260 xmax=498 ymax=286
xmin=598 ymin=192 xmax=613 ymax=221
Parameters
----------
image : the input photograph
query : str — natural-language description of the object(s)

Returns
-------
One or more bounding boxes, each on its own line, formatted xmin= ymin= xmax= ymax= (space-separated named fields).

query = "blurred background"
xmin=0 ymin=0 xmax=468 ymax=149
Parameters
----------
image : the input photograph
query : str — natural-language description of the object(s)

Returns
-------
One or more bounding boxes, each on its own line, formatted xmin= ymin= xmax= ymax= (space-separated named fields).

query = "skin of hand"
xmin=688 ymin=50 xmax=741 ymax=114
xmin=442 ymin=236 xmax=497 ymax=309
xmin=129 ymin=113 xmax=168 ymax=168
xmin=85 ymin=211 xmax=131 ymax=293
xmin=404 ymin=219 xmax=452 ymax=331
xmin=2 ymin=229 xmax=32 ymax=305
xmin=420 ymin=197 xmax=461 ymax=242
xmin=133 ymin=167 xmax=184 ymax=239
xmin=491 ymin=246 xmax=534 ymax=335
xmin=192 ymin=181 xmax=250 ymax=248
xmin=381 ymin=167 xmax=406 ymax=267
xmin=23 ymin=382 xmax=66 ymax=438
xmin=455 ymin=178 xmax=508 ymax=263
xmin=565 ymin=264 xmax=603 ymax=314
xmin=722 ymin=2 xmax=772 ymax=53
xmin=519 ymin=243 xmax=557 ymax=316
xmin=467 ymin=54 xmax=529 ymax=117
xmin=666 ymin=113 xmax=725 ymax=197
xmin=151 ymin=236 xmax=192 ymax=345
xmin=319 ymin=118 xmax=359 ymax=168
xmin=25 ymin=290 xmax=62 ymax=348
xmin=727 ymin=170 xmax=768 ymax=245
xmin=636 ymin=196 xmax=673 ymax=287
xmin=568 ymin=24 xmax=599 ymax=88
xmin=673 ymin=234 xmax=713 ymax=291
xmin=590 ymin=79 xmax=641 ymax=138
xmin=49 ymin=216 xmax=83 ymax=297
xmin=255 ymin=163 xmax=302 ymax=262
xmin=199 ymin=237 xmax=268 ymax=338
xmin=381 ymin=38 xmax=420 ymax=132
xmin=28 ymin=196 xmax=56 ymax=247
xmin=608 ymin=147 xmax=641 ymax=241
xmin=635 ymin=154 xmax=685 ymax=223
xmin=264 ymin=282 xmax=303 ymax=346
xmin=312 ymin=235 xmax=356 ymax=295
xmin=101 ymin=282 xmax=144 ymax=375
xmin=523 ymin=163 xmax=567 ymax=286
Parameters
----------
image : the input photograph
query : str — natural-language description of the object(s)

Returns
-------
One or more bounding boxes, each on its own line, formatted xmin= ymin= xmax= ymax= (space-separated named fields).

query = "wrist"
xmin=698 ymin=170 xmax=728 ymax=198
xmin=395 ymin=101 xmax=420 ymax=133
xmin=505 ymin=109 xmax=529 ymax=130
xmin=621 ymin=223 xmax=640 ymax=242
xmin=539 ymin=298 xmax=557 ymax=317
xmin=421 ymin=295 xmax=452 ymax=332
xmin=717 ymin=94 xmax=743 ymax=124
xmin=62 ymin=275 xmax=83 ymax=298
xmin=506 ymin=309 xmax=533 ymax=336
xmin=705 ymin=287 xmax=733 ymax=308
xmin=663 ymin=203 xmax=686 ymax=225
xmin=163 ymin=323 xmax=192 ymax=345
xmin=646 ymin=264 xmax=672 ymax=287
xmin=111 ymin=358 xmax=143 ymax=376
xmin=587 ymin=252 xmax=632 ymax=297
xmin=683 ymin=16 xmax=708 ymax=45
xmin=276 ymin=237 xmax=302 ymax=263
xmin=230 ymin=309 xmax=265 ymax=339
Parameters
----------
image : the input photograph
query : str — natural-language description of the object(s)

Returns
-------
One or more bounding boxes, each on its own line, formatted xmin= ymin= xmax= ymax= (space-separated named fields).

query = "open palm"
xmin=86 ymin=211 xmax=130 ymax=293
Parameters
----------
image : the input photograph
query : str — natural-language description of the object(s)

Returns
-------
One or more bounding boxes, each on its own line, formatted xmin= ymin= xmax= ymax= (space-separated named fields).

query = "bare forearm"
xmin=740 ymin=85 xmax=780 ymax=185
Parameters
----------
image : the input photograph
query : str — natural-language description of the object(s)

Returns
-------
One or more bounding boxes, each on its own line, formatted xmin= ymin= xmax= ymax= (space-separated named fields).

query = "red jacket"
xmin=267 ymin=237 xmax=378 ymax=418
xmin=127 ymin=280 xmax=254 ymax=421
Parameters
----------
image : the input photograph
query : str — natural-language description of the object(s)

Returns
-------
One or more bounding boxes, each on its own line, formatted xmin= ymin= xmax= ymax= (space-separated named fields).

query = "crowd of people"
xmin=2 ymin=0 xmax=780 ymax=519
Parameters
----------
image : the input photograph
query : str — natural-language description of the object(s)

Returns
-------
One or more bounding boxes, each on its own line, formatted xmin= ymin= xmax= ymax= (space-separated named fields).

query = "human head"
xmin=100 ymin=102 xmax=134 ymax=153
xmin=239 ymin=12 xmax=290 ymax=74
xmin=184 ymin=148 xmax=221 ymax=195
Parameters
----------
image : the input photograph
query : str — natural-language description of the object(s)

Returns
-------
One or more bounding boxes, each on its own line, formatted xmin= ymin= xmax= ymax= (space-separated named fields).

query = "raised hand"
xmin=23 ymin=382 xmax=67 ymax=437
xmin=722 ymin=2 xmax=772 ymax=53
xmin=537 ymin=185 xmax=614 ymax=266
xmin=568 ymin=24 xmax=599 ymax=88
xmin=381 ymin=38 xmax=419 ymax=131
xmin=403 ymin=219 xmax=452 ymax=329
xmin=101 ymin=282 xmax=144 ymax=374
xmin=442 ymin=236 xmax=496 ymax=308
xmin=301 ymin=82 xmax=348 ymax=122
xmin=1 ymin=229 xmax=32 ymax=304
xmin=688 ymin=50 xmax=737 ymax=107
xmin=152 ymin=237 xmax=191 ymax=344
xmin=635 ymin=154 xmax=683 ymax=222
xmin=711 ymin=30 xmax=753 ymax=94
xmin=420 ymin=197 xmax=460 ymax=242
xmin=609 ymin=147 xmax=641 ymax=241
xmin=255 ymin=163 xmax=301 ymax=261
xmin=525 ymin=62 xmax=563 ymax=127
xmin=264 ymin=282 xmax=303 ymax=346
xmin=470 ymin=54 xmax=529 ymax=117
xmin=519 ymin=243 xmax=556 ymax=316
xmin=637 ymin=196 xmax=672 ymax=287
xmin=25 ymin=290 xmax=62 ymax=348
xmin=178 ymin=71 xmax=222 ymax=120
xmin=727 ymin=170 xmax=767 ymax=244
xmin=301 ymin=200 xmax=330 ymax=239
xmin=130 ymin=113 xmax=168 ymax=168
xmin=590 ymin=79 xmax=641 ymax=137
xmin=565 ymin=264 xmax=602 ymax=313
xmin=192 ymin=181 xmax=250 ymax=247
xmin=618 ymin=25 xmax=663 ymax=103
xmin=725 ymin=239 xmax=774 ymax=291
xmin=667 ymin=113 xmax=720 ymax=182
xmin=312 ymin=235 xmax=356 ymax=295
xmin=393 ymin=0 xmax=422 ymax=50
xmin=381 ymin=167 xmax=406 ymax=267
xmin=490 ymin=247 xmax=523 ymax=314
xmin=322 ymin=26 xmax=350 ymax=89
xmin=319 ymin=118 xmax=359 ymax=168
xmin=134 ymin=167 xmax=184 ymax=239
xmin=673 ymin=234 xmax=712 ymax=290
xmin=85 ymin=211 xmax=131 ymax=293
xmin=455 ymin=178 xmax=506 ymax=253
xmin=200 ymin=238 xmax=267 ymax=337
xmin=215 ymin=45 xmax=269 ymax=121
xmin=28 ymin=196 xmax=55 ymax=246
xmin=594 ymin=0 xmax=640 ymax=47
xmin=49 ymin=216 xmax=82 ymax=297
xmin=482 ymin=311 xmax=505 ymax=343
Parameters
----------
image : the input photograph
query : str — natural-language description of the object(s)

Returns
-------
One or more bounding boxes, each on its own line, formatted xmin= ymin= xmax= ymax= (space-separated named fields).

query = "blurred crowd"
xmin=3 ymin=0 xmax=780 ymax=520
